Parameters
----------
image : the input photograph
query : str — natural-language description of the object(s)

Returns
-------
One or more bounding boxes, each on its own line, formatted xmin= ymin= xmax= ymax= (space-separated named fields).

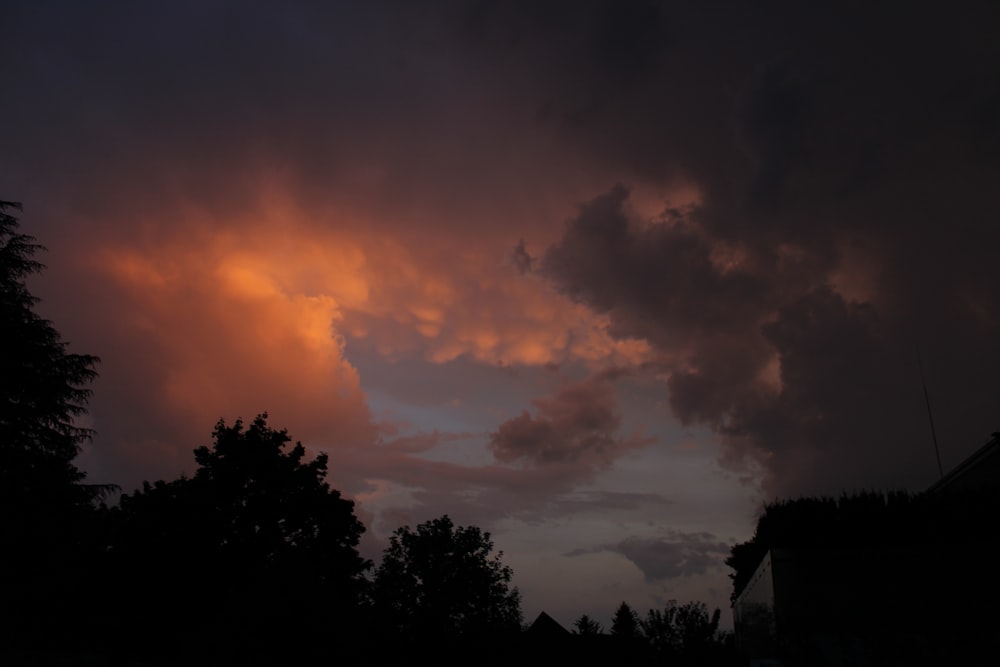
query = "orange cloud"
xmin=89 ymin=194 xmax=657 ymax=481
xmin=98 ymin=225 xmax=374 ymax=451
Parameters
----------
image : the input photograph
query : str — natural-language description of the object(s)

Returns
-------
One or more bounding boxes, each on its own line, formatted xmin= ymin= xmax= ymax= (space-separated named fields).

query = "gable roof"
xmin=526 ymin=611 xmax=571 ymax=637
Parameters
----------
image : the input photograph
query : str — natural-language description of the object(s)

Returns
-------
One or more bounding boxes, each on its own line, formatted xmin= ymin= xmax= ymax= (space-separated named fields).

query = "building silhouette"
xmin=733 ymin=434 xmax=1000 ymax=666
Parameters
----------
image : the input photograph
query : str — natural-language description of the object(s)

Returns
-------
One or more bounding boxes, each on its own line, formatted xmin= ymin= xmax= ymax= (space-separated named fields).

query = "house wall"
xmin=733 ymin=551 xmax=777 ymax=656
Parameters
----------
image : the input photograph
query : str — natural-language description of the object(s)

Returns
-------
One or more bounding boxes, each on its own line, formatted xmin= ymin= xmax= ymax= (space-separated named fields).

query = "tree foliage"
xmin=373 ymin=514 xmax=522 ymax=642
xmin=105 ymin=414 xmax=369 ymax=659
xmin=573 ymin=614 xmax=604 ymax=636
xmin=191 ymin=414 xmax=367 ymax=575
xmin=1 ymin=200 xmax=105 ymax=650
xmin=610 ymin=601 xmax=641 ymax=639
xmin=114 ymin=414 xmax=367 ymax=565
xmin=641 ymin=600 xmax=723 ymax=657
xmin=0 ymin=200 xmax=100 ymax=511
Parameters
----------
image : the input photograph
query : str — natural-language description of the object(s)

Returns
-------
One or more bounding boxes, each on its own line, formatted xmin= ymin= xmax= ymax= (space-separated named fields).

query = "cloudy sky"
xmin=3 ymin=0 xmax=998 ymax=629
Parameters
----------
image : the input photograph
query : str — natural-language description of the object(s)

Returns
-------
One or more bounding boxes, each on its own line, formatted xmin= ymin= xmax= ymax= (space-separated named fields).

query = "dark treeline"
xmin=6 ymin=412 xmax=525 ymax=665
xmin=563 ymin=600 xmax=736 ymax=667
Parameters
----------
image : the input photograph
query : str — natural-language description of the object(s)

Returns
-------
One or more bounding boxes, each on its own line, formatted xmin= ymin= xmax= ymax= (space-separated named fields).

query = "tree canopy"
xmin=641 ymin=600 xmax=724 ymax=662
xmin=105 ymin=414 xmax=369 ymax=659
xmin=113 ymin=414 xmax=367 ymax=566
xmin=373 ymin=514 xmax=522 ymax=643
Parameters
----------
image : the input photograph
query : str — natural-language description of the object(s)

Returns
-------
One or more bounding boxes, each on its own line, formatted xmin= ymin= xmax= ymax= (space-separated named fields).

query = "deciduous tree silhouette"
xmin=674 ymin=601 xmax=722 ymax=654
xmin=105 ymin=414 xmax=369 ymax=661
xmin=372 ymin=514 xmax=522 ymax=651
xmin=642 ymin=600 xmax=724 ymax=664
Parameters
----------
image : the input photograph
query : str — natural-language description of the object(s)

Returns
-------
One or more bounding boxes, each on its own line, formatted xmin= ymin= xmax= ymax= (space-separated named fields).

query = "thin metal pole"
xmin=917 ymin=350 xmax=944 ymax=479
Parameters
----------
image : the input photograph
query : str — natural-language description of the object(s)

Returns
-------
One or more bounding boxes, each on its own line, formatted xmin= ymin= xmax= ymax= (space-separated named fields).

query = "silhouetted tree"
xmin=1 ymin=200 xmax=105 ymax=651
xmin=372 ymin=514 xmax=522 ymax=652
xmin=105 ymin=414 xmax=369 ymax=661
xmin=0 ymin=200 xmax=102 ymax=511
xmin=674 ymin=601 xmax=722 ymax=653
xmin=610 ymin=601 xmax=641 ymax=639
xmin=574 ymin=614 xmax=604 ymax=635
xmin=642 ymin=600 xmax=724 ymax=664
xmin=642 ymin=601 xmax=681 ymax=654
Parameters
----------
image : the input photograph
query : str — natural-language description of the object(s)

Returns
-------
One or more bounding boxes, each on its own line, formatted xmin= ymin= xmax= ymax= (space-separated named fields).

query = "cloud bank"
xmin=568 ymin=530 xmax=731 ymax=582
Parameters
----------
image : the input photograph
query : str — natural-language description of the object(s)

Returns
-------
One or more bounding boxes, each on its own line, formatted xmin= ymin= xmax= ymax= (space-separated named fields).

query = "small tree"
xmin=675 ymin=601 xmax=722 ymax=652
xmin=611 ymin=601 xmax=641 ymax=639
xmin=373 ymin=515 xmax=522 ymax=642
xmin=642 ymin=600 xmax=724 ymax=661
xmin=642 ymin=601 xmax=682 ymax=654
xmin=574 ymin=614 xmax=604 ymax=635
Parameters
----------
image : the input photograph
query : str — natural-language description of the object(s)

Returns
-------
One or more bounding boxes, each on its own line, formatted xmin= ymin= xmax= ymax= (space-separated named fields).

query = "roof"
xmin=526 ymin=612 xmax=571 ymax=637
xmin=927 ymin=432 xmax=1000 ymax=494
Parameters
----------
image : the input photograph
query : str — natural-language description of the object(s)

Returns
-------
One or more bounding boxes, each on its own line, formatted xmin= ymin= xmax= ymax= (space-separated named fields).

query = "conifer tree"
xmin=1 ymin=200 xmax=102 ymax=649
xmin=611 ymin=601 xmax=641 ymax=639
xmin=0 ymin=200 xmax=100 ymax=509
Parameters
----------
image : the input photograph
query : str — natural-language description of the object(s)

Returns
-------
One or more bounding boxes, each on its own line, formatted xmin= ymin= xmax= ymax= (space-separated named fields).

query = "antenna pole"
xmin=917 ymin=350 xmax=944 ymax=479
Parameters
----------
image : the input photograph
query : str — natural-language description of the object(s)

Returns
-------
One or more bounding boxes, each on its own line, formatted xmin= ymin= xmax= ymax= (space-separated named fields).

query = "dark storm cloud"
xmin=567 ymin=530 xmax=730 ymax=581
xmin=489 ymin=371 xmax=653 ymax=469
xmin=520 ymin=1 xmax=1000 ymax=497
xmin=542 ymin=181 xmax=999 ymax=496
xmin=0 ymin=1 xmax=567 ymax=238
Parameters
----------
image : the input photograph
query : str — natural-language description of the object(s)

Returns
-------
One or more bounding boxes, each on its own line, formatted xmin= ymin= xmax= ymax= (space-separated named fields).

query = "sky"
xmin=3 ymin=0 xmax=999 ymax=630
